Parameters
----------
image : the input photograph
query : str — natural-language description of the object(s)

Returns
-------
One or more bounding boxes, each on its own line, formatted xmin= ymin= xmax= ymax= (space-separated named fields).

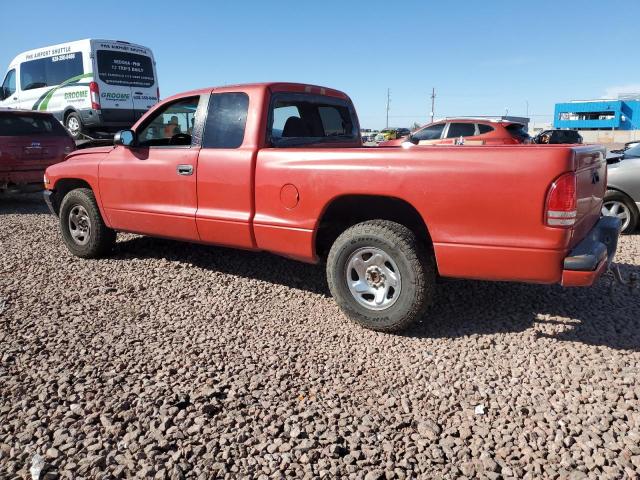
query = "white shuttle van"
xmin=0 ymin=39 xmax=159 ymax=139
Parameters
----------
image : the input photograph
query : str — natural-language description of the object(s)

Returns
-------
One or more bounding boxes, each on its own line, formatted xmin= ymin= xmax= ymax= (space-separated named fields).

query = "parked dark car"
xmin=0 ymin=109 xmax=75 ymax=193
xmin=604 ymin=143 xmax=640 ymax=233
xmin=533 ymin=129 xmax=583 ymax=144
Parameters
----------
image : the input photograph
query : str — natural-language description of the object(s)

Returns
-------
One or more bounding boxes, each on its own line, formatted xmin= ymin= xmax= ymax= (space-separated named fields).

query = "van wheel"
xmin=65 ymin=112 xmax=83 ymax=140
xmin=326 ymin=220 xmax=435 ymax=332
xmin=59 ymin=188 xmax=116 ymax=258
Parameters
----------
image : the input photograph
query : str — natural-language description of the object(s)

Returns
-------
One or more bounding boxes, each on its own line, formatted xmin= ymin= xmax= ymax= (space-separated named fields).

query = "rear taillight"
xmin=89 ymin=82 xmax=101 ymax=110
xmin=545 ymin=172 xmax=577 ymax=227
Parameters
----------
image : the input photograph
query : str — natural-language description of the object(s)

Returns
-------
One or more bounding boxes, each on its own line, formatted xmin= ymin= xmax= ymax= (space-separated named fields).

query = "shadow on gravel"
xmin=114 ymin=236 xmax=331 ymax=296
xmin=115 ymin=236 xmax=640 ymax=351
xmin=0 ymin=192 xmax=49 ymax=215
xmin=405 ymin=262 xmax=640 ymax=351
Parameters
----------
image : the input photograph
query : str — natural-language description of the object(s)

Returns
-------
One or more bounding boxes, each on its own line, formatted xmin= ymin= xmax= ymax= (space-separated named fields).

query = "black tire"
xmin=59 ymin=188 xmax=116 ymax=258
xmin=65 ymin=112 xmax=83 ymax=140
xmin=603 ymin=190 xmax=638 ymax=234
xmin=326 ymin=220 xmax=435 ymax=332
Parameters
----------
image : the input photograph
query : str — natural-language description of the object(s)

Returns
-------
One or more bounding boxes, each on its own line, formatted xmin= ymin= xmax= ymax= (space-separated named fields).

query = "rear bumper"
xmin=561 ymin=216 xmax=622 ymax=286
xmin=79 ymin=108 xmax=146 ymax=130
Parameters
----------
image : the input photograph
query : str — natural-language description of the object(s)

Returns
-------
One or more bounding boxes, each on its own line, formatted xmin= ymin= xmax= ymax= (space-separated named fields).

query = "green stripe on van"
xmin=32 ymin=72 xmax=93 ymax=111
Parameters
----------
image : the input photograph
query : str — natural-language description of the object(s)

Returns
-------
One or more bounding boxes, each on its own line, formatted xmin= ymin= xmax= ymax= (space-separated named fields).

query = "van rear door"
xmin=93 ymin=43 xmax=157 ymax=126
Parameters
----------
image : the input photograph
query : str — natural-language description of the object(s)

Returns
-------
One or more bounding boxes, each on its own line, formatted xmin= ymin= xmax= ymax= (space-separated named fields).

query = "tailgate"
xmin=571 ymin=145 xmax=607 ymax=247
xmin=4 ymin=137 xmax=69 ymax=171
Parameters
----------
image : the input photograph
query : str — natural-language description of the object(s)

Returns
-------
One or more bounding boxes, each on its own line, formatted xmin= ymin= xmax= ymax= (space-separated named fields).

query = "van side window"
xmin=1 ymin=69 xmax=16 ymax=98
xmin=137 ymin=96 xmax=200 ymax=147
xmin=20 ymin=52 xmax=84 ymax=91
xmin=202 ymin=93 xmax=249 ymax=149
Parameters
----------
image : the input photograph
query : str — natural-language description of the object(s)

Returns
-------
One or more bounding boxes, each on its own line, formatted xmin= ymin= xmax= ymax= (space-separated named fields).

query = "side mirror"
xmin=114 ymin=129 xmax=137 ymax=147
xmin=0 ymin=86 xmax=6 ymax=101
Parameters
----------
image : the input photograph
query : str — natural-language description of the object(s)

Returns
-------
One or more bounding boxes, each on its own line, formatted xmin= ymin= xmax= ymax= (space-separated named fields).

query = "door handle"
xmin=177 ymin=164 xmax=194 ymax=176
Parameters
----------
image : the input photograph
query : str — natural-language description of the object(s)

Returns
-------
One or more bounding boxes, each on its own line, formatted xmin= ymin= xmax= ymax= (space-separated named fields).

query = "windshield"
xmin=96 ymin=50 xmax=155 ymax=88
xmin=624 ymin=144 xmax=640 ymax=157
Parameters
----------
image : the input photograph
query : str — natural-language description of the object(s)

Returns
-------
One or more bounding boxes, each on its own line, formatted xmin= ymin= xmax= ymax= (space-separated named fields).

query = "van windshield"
xmin=96 ymin=50 xmax=155 ymax=88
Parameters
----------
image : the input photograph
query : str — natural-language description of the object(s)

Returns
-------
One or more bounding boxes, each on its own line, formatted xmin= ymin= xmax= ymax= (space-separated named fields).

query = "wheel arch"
xmin=50 ymin=178 xmax=94 ymax=216
xmin=314 ymin=194 xmax=435 ymax=263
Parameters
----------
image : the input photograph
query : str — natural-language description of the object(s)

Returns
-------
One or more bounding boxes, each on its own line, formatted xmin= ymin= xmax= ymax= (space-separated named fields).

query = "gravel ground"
xmin=1 ymin=193 xmax=639 ymax=480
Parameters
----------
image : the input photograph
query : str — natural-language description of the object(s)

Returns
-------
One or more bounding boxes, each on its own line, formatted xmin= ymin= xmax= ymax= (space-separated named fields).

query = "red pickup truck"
xmin=43 ymin=82 xmax=621 ymax=332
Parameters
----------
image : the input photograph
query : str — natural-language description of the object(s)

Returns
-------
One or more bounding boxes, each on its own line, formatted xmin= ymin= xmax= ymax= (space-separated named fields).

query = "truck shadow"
xmin=114 ymin=236 xmax=640 ymax=352
xmin=0 ymin=192 xmax=49 ymax=215
xmin=406 ymin=263 xmax=640 ymax=351
xmin=114 ymin=235 xmax=330 ymax=296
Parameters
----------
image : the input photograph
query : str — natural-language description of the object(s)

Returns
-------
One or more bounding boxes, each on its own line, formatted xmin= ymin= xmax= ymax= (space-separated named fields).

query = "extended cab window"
xmin=446 ymin=123 xmax=476 ymax=138
xmin=413 ymin=123 xmax=444 ymax=141
xmin=138 ymin=96 xmax=200 ymax=147
xmin=268 ymin=93 xmax=358 ymax=147
xmin=202 ymin=93 xmax=249 ymax=148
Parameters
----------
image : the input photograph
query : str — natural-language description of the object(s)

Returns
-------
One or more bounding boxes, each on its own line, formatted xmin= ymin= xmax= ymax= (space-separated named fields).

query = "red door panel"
xmin=195 ymin=147 xmax=256 ymax=249
xmin=99 ymin=146 xmax=199 ymax=241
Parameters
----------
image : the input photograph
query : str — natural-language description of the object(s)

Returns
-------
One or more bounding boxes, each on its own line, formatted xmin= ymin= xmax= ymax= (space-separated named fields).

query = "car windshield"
xmin=624 ymin=144 xmax=640 ymax=158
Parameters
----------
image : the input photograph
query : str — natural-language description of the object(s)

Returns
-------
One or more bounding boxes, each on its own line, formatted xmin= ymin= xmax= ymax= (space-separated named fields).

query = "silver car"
xmin=603 ymin=143 xmax=640 ymax=233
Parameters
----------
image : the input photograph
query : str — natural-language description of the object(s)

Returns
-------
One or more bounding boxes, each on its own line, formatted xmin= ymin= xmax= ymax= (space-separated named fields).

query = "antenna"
xmin=386 ymin=88 xmax=391 ymax=129
xmin=430 ymin=87 xmax=436 ymax=123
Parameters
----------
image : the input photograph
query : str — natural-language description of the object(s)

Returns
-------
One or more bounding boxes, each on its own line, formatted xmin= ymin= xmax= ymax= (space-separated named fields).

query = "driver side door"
xmin=99 ymin=95 xmax=204 ymax=241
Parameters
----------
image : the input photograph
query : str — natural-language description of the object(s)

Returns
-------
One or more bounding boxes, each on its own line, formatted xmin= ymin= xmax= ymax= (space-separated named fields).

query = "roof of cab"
xmin=160 ymin=82 xmax=350 ymax=103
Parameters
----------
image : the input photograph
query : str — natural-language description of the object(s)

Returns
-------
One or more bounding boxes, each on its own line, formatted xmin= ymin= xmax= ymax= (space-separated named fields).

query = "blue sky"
xmin=2 ymin=0 xmax=638 ymax=129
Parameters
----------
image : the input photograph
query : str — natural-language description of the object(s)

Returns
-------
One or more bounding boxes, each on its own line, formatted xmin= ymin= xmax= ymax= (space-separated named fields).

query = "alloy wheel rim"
xmin=68 ymin=205 xmax=91 ymax=245
xmin=345 ymin=247 xmax=402 ymax=311
xmin=602 ymin=201 xmax=631 ymax=231
xmin=67 ymin=117 xmax=80 ymax=134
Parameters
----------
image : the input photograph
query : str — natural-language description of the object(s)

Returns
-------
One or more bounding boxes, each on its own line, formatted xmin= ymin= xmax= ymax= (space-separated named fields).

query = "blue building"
xmin=554 ymin=98 xmax=640 ymax=130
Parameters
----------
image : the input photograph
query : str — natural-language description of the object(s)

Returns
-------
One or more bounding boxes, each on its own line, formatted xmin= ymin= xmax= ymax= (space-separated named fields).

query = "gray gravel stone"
xmin=1 ymin=193 xmax=639 ymax=478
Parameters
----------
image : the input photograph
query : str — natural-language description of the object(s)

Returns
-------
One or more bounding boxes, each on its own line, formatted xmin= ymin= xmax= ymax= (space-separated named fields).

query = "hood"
xmin=65 ymin=146 xmax=114 ymax=160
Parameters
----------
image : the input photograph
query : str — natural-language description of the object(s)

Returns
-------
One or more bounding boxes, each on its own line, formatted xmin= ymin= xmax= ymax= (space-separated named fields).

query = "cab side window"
xmin=138 ymin=96 xmax=200 ymax=147
xmin=1 ymin=69 xmax=16 ymax=99
xmin=202 ymin=93 xmax=249 ymax=149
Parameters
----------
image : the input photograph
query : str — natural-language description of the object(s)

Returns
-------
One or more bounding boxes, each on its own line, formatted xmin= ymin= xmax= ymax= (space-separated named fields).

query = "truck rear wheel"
xmin=59 ymin=188 xmax=116 ymax=258
xmin=326 ymin=220 xmax=435 ymax=332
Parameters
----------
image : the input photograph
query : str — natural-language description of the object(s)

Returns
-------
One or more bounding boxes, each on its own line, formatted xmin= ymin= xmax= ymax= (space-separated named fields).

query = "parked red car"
xmin=379 ymin=118 xmax=530 ymax=146
xmin=43 ymin=83 xmax=619 ymax=332
xmin=1 ymin=109 xmax=75 ymax=192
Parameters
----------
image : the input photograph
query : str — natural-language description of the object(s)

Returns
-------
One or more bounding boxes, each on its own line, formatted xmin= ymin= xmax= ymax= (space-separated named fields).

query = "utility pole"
xmin=430 ymin=87 xmax=436 ymax=123
xmin=386 ymin=88 xmax=391 ymax=129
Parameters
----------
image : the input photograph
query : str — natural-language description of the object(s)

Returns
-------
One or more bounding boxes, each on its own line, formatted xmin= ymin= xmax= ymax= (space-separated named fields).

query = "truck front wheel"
xmin=326 ymin=220 xmax=435 ymax=332
xmin=59 ymin=188 xmax=116 ymax=258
